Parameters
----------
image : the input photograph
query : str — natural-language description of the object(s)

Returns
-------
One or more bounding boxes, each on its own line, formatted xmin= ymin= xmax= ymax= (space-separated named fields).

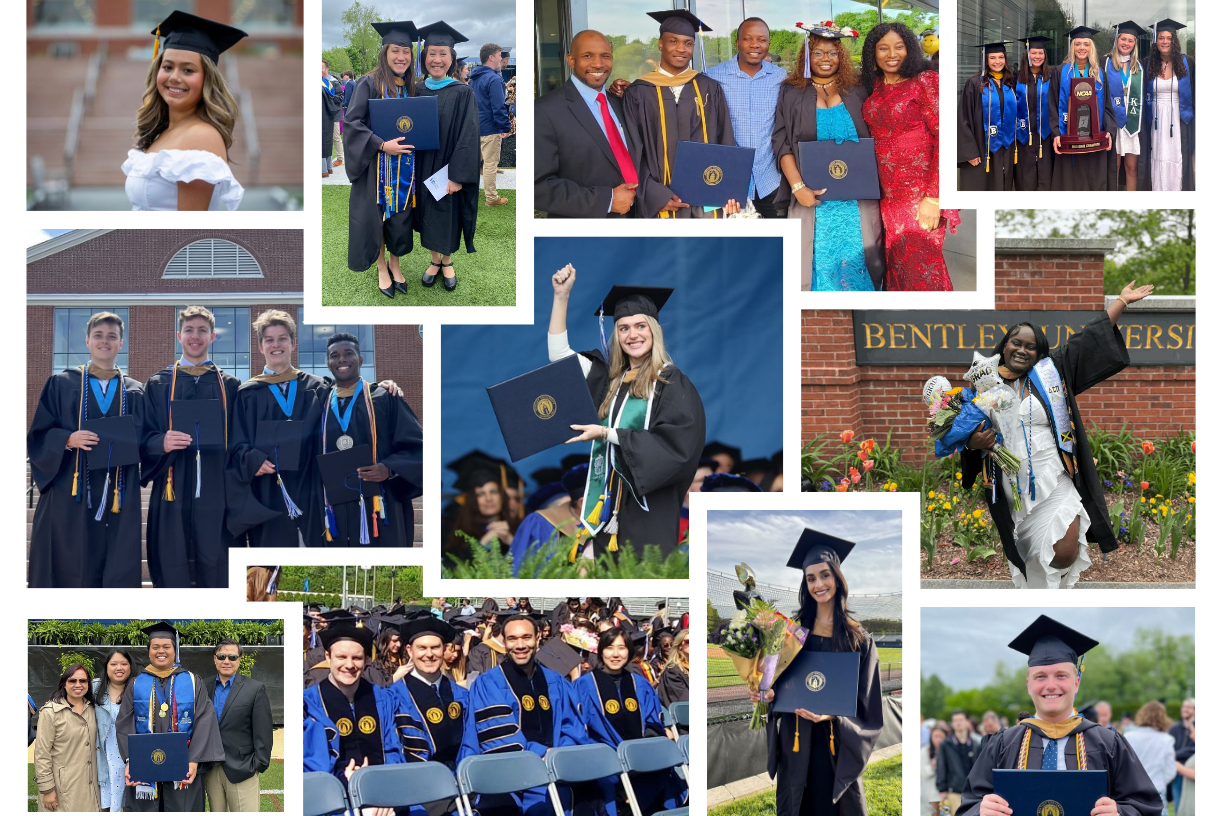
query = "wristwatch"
xmin=791 ymin=180 xmax=806 ymax=193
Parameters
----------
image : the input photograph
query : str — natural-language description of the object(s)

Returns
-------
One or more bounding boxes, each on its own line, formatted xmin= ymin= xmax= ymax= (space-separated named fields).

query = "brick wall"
xmin=800 ymin=249 xmax=1196 ymax=463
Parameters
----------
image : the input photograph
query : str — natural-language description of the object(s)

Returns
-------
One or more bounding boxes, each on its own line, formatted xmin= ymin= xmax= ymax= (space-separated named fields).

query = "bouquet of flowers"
xmin=721 ymin=590 xmax=808 ymax=730
xmin=922 ymin=373 xmax=1022 ymax=474
xmin=559 ymin=624 xmax=598 ymax=653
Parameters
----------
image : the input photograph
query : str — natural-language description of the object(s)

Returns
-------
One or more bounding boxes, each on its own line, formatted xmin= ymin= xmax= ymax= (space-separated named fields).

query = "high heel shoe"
xmin=389 ymin=260 xmax=408 ymax=294
xmin=440 ymin=261 xmax=457 ymax=291
xmin=377 ymin=262 xmax=395 ymax=299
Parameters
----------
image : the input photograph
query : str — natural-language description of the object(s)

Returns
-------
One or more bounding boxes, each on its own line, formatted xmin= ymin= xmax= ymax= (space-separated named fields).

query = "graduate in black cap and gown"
xmin=414 ymin=21 xmax=482 ymax=292
xmin=141 ymin=306 xmax=243 ymax=588
xmin=28 ymin=311 xmax=146 ymax=588
xmin=955 ymin=615 xmax=1162 ymax=816
xmin=548 ymin=264 xmax=705 ymax=559
xmin=318 ymin=332 xmax=423 ymax=547
xmin=1014 ymin=35 xmax=1055 ymax=191
xmin=117 ymin=622 xmax=225 ymax=811
xmin=622 ymin=9 xmax=737 ymax=218
xmin=342 ymin=20 xmax=420 ymax=296
xmin=466 ymin=610 xmax=511 ymax=677
xmin=1052 ymin=27 xmax=1116 ymax=191
xmin=957 ymin=42 xmax=1018 ymax=191
xmin=1141 ymin=19 xmax=1195 ymax=191
xmin=752 ymin=530 xmax=883 ymax=816
xmin=1102 ymin=23 xmax=1147 ymax=191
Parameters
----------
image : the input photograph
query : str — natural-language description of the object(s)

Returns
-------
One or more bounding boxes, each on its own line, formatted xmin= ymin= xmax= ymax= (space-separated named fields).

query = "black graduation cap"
xmin=1021 ymin=34 xmax=1053 ymax=46
xmin=561 ymin=463 xmax=589 ymax=501
xmin=371 ymin=614 xmax=405 ymax=635
xmin=318 ymin=609 xmax=357 ymax=624
xmin=141 ymin=621 xmax=181 ymax=663
xmin=770 ymin=450 xmax=783 ymax=468
xmin=630 ymin=630 xmax=649 ymax=651
xmin=81 ymin=415 xmax=140 ymax=469
xmin=1066 ymin=25 xmax=1099 ymax=40
xmin=480 ymin=598 xmax=500 ymax=614
xmin=739 ymin=457 xmax=773 ymax=475
xmin=320 ymin=622 xmax=375 ymax=656
xmin=417 ymin=21 xmax=468 ymax=48
xmin=1112 ymin=21 xmax=1144 ymax=39
xmin=786 ymin=528 xmax=856 ymax=571
xmin=647 ymin=9 xmax=712 ymax=38
xmin=972 ymin=41 xmax=1011 ymax=55
xmin=594 ymin=285 xmax=674 ymax=320
xmin=400 ymin=617 xmax=457 ymax=644
xmin=920 ymin=28 xmax=937 ymax=37
xmin=500 ymin=49 xmax=510 ymax=59
xmin=1153 ymin=19 xmax=1187 ymax=34
xmin=702 ymin=441 xmax=742 ymax=468
xmin=170 ymin=400 xmax=225 ymax=448
xmin=1008 ymin=614 xmax=1099 ymax=669
xmin=701 ymin=473 xmax=763 ymax=492
xmin=152 ymin=10 xmax=248 ymax=65
xmin=371 ymin=20 xmax=419 ymax=48
xmin=531 ymin=466 xmax=564 ymax=486
xmin=255 ymin=420 xmax=304 ymax=471
xmin=317 ymin=445 xmax=379 ymax=504
xmin=451 ymin=615 xmax=484 ymax=631
xmin=447 ymin=450 xmax=513 ymax=492
xmin=537 ymin=637 xmax=583 ymax=675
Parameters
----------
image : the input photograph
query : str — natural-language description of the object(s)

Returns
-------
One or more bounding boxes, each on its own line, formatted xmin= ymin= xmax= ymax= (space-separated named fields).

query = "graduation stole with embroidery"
xmin=163 ymin=362 xmax=228 ymax=502
xmin=1119 ymin=59 xmax=1143 ymax=135
xmin=258 ymin=370 xmax=304 ymax=519
xmin=72 ymin=365 xmax=128 ymax=521
xmin=377 ymin=81 xmax=416 ymax=220
xmin=593 ymin=670 xmax=643 ymax=740
xmin=318 ymin=679 xmax=384 ymax=766
xmin=581 ymin=368 xmax=652 ymax=548
xmin=1023 ymin=358 xmax=1077 ymax=483
xmin=502 ymin=663 xmax=554 ymax=744
xmin=321 ymin=380 xmax=386 ymax=544
xmin=1017 ymin=718 xmax=1087 ymax=770
xmin=399 ymin=675 xmax=464 ymax=761
xmin=981 ymin=74 xmax=1018 ymax=169
xmin=133 ymin=670 xmax=195 ymax=735
xmin=653 ymin=79 xmax=712 ymax=219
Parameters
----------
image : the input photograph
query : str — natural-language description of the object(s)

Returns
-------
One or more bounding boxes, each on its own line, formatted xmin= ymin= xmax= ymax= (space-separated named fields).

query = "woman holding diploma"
xmin=548 ymin=264 xmax=705 ymax=559
xmin=342 ymin=20 xmax=420 ymax=297
xmin=749 ymin=530 xmax=882 ymax=816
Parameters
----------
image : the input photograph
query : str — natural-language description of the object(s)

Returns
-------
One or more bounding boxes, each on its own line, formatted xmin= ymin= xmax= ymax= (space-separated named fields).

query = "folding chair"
xmin=677 ymin=734 xmax=689 ymax=782
xmin=616 ymin=737 xmax=687 ymax=816
xmin=456 ymin=751 xmax=558 ymax=816
xmin=667 ymin=702 xmax=689 ymax=730
xmin=350 ymin=762 xmax=463 ymax=814
xmin=653 ymin=808 xmax=689 ymax=816
xmin=303 ymin=771 xmax=349 ymax=816
xmin=544 ymin=743 xmax=623 ymax=816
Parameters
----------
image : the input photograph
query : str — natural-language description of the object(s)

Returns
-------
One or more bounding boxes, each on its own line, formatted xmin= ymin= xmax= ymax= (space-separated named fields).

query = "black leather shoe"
xmin=390 ymin=262 xmax=408 ymax=293
xmin=377 ymin=264 xmax=395 ymax=298
xmin=421 ymin=262 xmax=439 ymax=287
xmin=441 ymin=262 xmax=457 ymax=291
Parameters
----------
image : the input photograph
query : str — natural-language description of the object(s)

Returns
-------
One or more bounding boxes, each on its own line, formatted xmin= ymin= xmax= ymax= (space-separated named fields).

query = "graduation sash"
xmin=581 ymin=373 xmax=653 ymax=542
xmin=318 ymin=678 xmax=384 ymax=768
xmin=397 ymin=675 xmax=464 ymax=765
xmin=592 ymin=669 xmax=643 ymax=741
xmin=980 ymin=75 xmax=1017 ymax=159
xmin=1147 ymin=55 xmax=1194 ymax=134
xmin=1026 ymin=358 xmax=1075 ymax=461
xmin=73 ymin=365 xmax=129 ymax=520
xmin=1016 ymin=76 xmax=1051 ymax=146
xmin=501 ymin=662 xmax=554 ymax=748
xmin=163 ymin=362 xmax=228 ymax=502
xmin=1016 ymin=724 xmax=1087 ymax=770
xmin=651 ymin=79 xmax=713 ymax=219
xmin=376 ymin=84 xmax=416 ymax=220
xmin=321 ymin=381 xmax=386 ymax=544
xmin=1114 ymin=60 xmax=1143 ymax=135
xmin=133 ymin=670 xmax=196 ymax=735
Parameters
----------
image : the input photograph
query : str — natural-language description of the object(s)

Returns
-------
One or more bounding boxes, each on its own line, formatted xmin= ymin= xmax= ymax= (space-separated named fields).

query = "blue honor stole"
xmin=1060 ymin=64 xmax=1106 ymax=136
xmin=1024 ymin=358 xmax=1077 ymax=489
xmin=980 ymin=75 xmax=1017 ymax=158
xmin=133 ymin=670 xmax=196 ymax=736
xmin=377 ymin=85 xmax=416 ymax=221
xmin=1016 ymin=77 xmax=1051 ymax=145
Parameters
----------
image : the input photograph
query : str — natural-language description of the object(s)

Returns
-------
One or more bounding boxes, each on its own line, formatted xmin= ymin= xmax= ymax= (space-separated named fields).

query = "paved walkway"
xmin=324 ymin=164 xmax=517 ymax=190
xmin=707 ymin=742 xmax=902 ymax=809
xmin=921 ymin=579 xmax=1195 ymax=589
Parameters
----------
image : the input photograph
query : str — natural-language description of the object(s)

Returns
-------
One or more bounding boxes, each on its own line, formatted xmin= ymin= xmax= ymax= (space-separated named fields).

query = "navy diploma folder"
xmin=798 ymin=138 xmax=881 ymax=200
xmin=771 ymin=651 xmax=860 ymax=717
xmin=128 ymin=732 xmax=190 ymax=783
xmin=486 ymin=356 xmax=599 ymax=462
xmin=668 ymin=141 xmax=755 ymax=208
xmin=369 ymin=96 xmax=440 ymax=151
xmin=993 ymin=769 xmax=1107 ymax=815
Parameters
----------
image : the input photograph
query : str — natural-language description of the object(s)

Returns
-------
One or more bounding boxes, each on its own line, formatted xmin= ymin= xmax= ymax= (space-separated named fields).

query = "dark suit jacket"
xmin=204 ymin=674 xmax=274 ymax=784
xmin=535 ymin=79 xmax=634 ymax=218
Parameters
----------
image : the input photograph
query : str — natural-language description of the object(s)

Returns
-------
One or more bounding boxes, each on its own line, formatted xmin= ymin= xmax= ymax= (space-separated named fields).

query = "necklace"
xmin=811 ymin=77 xmax=836 ymax=87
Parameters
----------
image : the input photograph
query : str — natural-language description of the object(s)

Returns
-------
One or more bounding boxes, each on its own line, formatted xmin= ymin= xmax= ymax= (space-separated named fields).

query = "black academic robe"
xmin=324 ymin=80 xmax=341 ymax=159
xmin=960 ymin=314 xmax=1129 ymax=579
xmin=1014 ymin=72 xmax=1054 ymax=191
xmin=956 ymin=720 xmax=1163 ymax=816
xmin=656 ymin=665 xmax=689 ymax=711
xmin=771 ymin=82 xmax=885 ymax=289
xmin=141 ymin=365 xmax=242 ymax=588
xmin=579 ymin=352 xmax=705 ymax=557
xmin=1050 ymin=65 xmax=1117 ymax=191
xmin=343 ymin=75 xmax=417 ymax=271
xmin=414 ymin=81 xmax=481 ymax=256
xmin=1138 ymin=56 xmax=1195 ymax=191
xmin=320 ymin=385 xmax=423 ymax=547
xmin=226 ymin=371 xmax=330 ymax=546
xmin=466 ymin=640 xmax=505 ymax=677
xmin=957 ymin=75 xmax=1016 ymax=191
xmin=28 ymin=370 xmax=145 ymax=588
xmin=767 ymin=631 xmax=883 ymax=816
xmin=117 ymin=669 xmax=226 ymax=812
xmin=622 ymin=73 xmax=736 ymax=218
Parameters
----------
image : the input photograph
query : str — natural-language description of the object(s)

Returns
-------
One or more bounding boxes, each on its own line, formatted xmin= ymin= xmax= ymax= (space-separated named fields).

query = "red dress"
xmin=862 ymin=70 xmax=960 ymax=291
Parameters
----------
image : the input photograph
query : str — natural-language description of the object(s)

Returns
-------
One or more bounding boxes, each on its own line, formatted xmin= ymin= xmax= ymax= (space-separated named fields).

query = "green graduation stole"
xmin=580 ymin=379 xmax=650 ymax=548
xmin=1121 ymin=60 xmax=1143 ymax=136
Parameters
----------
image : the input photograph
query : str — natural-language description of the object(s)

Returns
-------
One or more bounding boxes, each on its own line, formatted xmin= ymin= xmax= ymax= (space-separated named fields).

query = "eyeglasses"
xmin=215 ymin=654 xmax=240 ymax=661
xmin=810 ymin=51 xmax=840 ymax=60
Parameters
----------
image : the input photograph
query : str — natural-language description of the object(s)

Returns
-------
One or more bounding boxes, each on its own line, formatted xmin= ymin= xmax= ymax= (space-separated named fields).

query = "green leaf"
xmin=967 ymin=545 xmax=997 ymax=562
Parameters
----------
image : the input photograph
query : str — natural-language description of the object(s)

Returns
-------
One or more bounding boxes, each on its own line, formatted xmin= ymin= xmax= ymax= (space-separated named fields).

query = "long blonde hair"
xmin=1063 ymin=38 xmax=1102 ymax=82
xmin=1108 ymin=33 xmax=1140 ymax=72
xmin=134 ymin=51 xmax=238 ymax=153
xmin=598 ymin=315 xmax=672 ymax=419
xmin=663 ymin=628 xmax=689 ymax=675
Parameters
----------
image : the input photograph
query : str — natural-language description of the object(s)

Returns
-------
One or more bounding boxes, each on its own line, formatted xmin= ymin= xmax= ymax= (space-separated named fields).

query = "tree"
xmin=341 ymin=1 xmax=387 ymax=77
xmin=921 ymin=673 xmax=950 ymax=719
xmin=322 ymin=46 xmax=353 ymax=75
xmin=707 ymin=598 xmax=726 ymax=637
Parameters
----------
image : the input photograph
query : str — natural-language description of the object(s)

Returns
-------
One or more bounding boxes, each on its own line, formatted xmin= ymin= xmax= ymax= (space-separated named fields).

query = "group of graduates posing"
xmin=28 ymin=307 xmax=425 ymax=589
xmin=304 ymin=598 xmax=690 ymax=815
xmin=958 ymin=20 xmax=1195 ymax=192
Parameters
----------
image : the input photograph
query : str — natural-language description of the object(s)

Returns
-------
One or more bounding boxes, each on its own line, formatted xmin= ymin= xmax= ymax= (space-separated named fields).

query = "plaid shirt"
xmin=704 ymin=57 xmax=787 ymax=197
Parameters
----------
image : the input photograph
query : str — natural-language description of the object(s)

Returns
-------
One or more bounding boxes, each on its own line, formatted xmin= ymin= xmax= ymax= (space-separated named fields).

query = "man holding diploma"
xmin=955 ymin=615 xmax=1162 ymax=816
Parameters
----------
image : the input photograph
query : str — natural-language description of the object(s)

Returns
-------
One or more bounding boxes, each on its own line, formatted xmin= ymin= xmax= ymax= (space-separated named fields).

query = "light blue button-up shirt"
xmin=704 ymin=57 xmax=786 ymax=198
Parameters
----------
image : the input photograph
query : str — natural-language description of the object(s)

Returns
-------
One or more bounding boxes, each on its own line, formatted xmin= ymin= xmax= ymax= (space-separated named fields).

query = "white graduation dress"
xmin=997 ymin=383 xmax=1092 ymax=589
xmin=121 ymin=148 xmax=244 ymax=211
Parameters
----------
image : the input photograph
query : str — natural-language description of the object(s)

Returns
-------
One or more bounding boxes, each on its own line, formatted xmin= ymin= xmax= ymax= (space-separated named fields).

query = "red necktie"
xmin=596 ymin=92 xmax=638 ymax=185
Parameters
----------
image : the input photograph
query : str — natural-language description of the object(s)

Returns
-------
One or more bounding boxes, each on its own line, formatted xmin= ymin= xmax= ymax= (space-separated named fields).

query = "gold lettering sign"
xmin=358 ymin=716 xmax=378 ymax=734
xmin=805 ymin=671 xmax=826 ymax=692
xmin=534 ymin=395 xmax=557 ymax=420
xmin=151 ymin=748 xmax=166 ymax=765
xmin=828 ymin=159 xmax=848 ymax=180
xmin=448 ymin=702 xmax=462 ymax=719
xmin=397 ymin=115 xmax=413 ymax=133
xmin=703 ymin=165 xmax=723 ymax=186
xmin=1038 ymin=800 xmax=1065 ymax=816
xmin=426 ymin=707 xmax=444 ymax=724
xmin=1073 ymin=82 xmax=1092 ymax=100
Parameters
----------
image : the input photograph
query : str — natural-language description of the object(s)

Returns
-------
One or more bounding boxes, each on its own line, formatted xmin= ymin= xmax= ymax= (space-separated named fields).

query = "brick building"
xmin=800 ymin=238 xmax=1196 ymax=463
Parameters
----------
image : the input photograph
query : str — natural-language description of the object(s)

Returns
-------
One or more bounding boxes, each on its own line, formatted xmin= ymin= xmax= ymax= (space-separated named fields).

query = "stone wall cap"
xmin=1104 ymin=294 xmax=1196 ymax=311
xmin=996 ymin=237 xmax=1116 ymax=254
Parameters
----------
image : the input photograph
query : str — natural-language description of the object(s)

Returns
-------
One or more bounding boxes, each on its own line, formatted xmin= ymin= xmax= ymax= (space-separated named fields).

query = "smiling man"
xmin=203 ymin=639 xmax=273 ymax=812
xmin=28 ymin=311 xmax=146 ymax=588
xmin=142 ymin=306 xmax=243 ymax=588
xmin=386 ymin=616 xmax=470 ymax=776
xmin=955 ymin=615 xmax=1162 ymax=816
xmin=116 ymin=622 xmax=225 ymax=812
xmin=536 ymin=29 xmax=640 ymax=218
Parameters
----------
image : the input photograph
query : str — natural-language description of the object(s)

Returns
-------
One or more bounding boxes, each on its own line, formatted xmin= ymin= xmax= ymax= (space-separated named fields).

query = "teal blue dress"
xmin=812 ymin=105 xmax=872 ymax=292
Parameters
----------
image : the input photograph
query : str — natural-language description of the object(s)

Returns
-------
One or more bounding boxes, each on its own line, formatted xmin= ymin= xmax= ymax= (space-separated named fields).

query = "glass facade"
xmin=296 ymin=324 xmax=377 ymax=383
xmin=53 ymin=308 xmax=131 ymax=373
xmin=133 ymin=0 xmax=193 ymax=28
xmin=174 ymin=306 xmax=252 ymax=381
xmin=31 ymin=0 xmax=97 ymax=28
xmin=958 ymin=0 xmax=1195 ymax=89
xmin=230 ymin=0 xmax=296 ymax=27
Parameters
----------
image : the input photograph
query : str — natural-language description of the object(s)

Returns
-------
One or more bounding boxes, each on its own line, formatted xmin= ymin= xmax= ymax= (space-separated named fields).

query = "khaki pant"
xmin=332 ymin=120 xmax=344 ymax=162
xmin=204 ymin=764 xmax=261 ymax=812
xmin=479 ymin=134 xmax=502 ymax=200
xmin=943 ymin=792 xmax=962 ymax=814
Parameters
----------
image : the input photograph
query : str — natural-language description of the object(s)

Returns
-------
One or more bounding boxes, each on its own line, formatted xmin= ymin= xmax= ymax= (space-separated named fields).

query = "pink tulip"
xmin=1140 ymin=481 xmax=1149 ymax=490
xmin=836 ymin=484 xmax=848 ymax=493
xmin=951 ymin=557 xmax=961 ymax=565
xmin=863 ymin=460 xmax=875 ymax=471
xmin=840 ymin=430 xmax=854 ymax=443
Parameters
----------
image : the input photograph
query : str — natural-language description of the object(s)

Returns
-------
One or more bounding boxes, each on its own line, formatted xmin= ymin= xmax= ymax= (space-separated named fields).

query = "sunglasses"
xmin=215 ymin=654 xmax=240 ymax=661
xmin=67 ymin=679 xmax=88 ymax=684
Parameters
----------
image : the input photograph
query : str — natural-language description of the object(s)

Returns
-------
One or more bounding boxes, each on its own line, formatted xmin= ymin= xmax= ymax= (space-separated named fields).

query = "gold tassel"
xmin=568 ymin=537 xmax=580 ymax=563
xmin=986 ymin=152 xmax=990 ymax=173
xmin=111 ymin=471 xmax=121 ymax=513
xmin=152 ymin=24 xmax=160 ymax=60
xmin=793 ymin=715 xmax=800 ymax=752
xmin=585 ymin=496 xmax=605 ymax=525
xmin=324 ymin=525 xmax=333 ymax=542
xmin=163 ymin=467 xmax=176 ymax=501
xmin=829 ymin=722 xmax=836 ymax=756
xmin=608 ymin=534 xmax=618 ymax=552
xmin=373 ymin=495 xmax=383 ymax=514
xmin=71 ymin=469 xmax=79 ymax=498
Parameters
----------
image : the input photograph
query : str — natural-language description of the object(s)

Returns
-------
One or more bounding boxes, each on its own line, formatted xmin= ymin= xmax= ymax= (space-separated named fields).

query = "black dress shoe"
xmin=421 ymin=262 xmax=439 ymax=287
xmin=390 ymin=263 xmax=408 ymax=293
xmin=441 ymin=262 xmax=457 ymax=291
xmin=377 ymin=264 xmax=395 ymax=298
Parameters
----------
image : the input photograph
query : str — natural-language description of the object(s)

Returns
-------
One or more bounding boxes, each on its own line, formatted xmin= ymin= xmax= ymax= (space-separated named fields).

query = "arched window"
xmin=163 ymin=240 xmax=263 ymax=278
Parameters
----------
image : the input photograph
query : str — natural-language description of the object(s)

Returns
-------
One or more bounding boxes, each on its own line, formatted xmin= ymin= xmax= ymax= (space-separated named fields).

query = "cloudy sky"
xmin=323 ymin=0 xmax=516 ymax=58
xmin=27 ymin=228 xmax=70 ymax=248
xmin=922 ymin=607 xmax=1195 ymax=690
xmin=707 ymin=509 xmax=902 ymax=596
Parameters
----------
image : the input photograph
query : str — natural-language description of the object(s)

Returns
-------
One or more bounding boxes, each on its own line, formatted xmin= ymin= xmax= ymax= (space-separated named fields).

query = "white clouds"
xmin=322 ymin=1 xmax=516 ymax=53
xmin=26 ymin=229 xmax=53 ymax=248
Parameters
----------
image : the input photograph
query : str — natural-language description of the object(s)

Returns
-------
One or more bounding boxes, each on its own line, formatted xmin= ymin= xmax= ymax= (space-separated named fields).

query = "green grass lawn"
xmin=710 ymin=753 xmax=901 ymax=816
xmin=709 ymin=648 xmax=902 ymax=689
xmin=322 ymin=185 xmax=516 ymax=307
xmin=28 ymin=758 xmax=284 ymax=811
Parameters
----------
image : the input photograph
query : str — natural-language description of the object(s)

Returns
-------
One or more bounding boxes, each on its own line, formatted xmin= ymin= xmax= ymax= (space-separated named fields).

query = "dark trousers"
xmin=753 ymin=191 xmax=785 ymax=218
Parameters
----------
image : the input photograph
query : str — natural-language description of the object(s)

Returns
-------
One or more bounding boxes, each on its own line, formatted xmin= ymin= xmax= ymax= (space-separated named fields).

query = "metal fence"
xmin=707 ymin=570 xmax=902 ymax=621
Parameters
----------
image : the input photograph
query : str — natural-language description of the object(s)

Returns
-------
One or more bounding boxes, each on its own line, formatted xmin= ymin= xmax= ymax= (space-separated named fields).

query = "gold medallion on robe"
xmin=358 ymin=716 xmax=377 ymax=735
xmin=448 ymin=702 xmax=462 ymax=720
xmin=427 ymin=707 xmax=445 ymax=724
xmin=159 ymin=703 xmax=169 ymax=718
xmin=626 ymin=698 xmax=639 ymax=712
xmin=605 ymin=699 xmax=620 ymax=715
xmin=337 ymin=718 xmax=354 ymax=737
xmin=521 ymin=695 xmax=536 ymax=711
xmin=538 ymin=695 xmax=550 ymax=711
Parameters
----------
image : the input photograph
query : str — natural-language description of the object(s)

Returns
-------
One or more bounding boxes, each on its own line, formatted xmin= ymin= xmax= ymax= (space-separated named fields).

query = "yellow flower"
xmin=1188 ymin=497 xmax=1196 ymax=504
xmin=943 ymin=502 xmax=952 ymax=510
xmin=980 ymin=518 xmax=989 ymax=527
xmin=1160 ymin=506 xmax=1168 ymax=517
xmin=1156 ymin=494 xmax=1164 ymax=499
xmin=928 ymin=504 xmax=936 ymax=512
xmin=1140 ymin=497 xmax=1146 ymax=504
xmin=928 ymin=491 xmax=936 ymax=499
xmin=1188 ymin=472 xmax=1196 ymax=485
xmin=956 ymin=472 xmax=962 ymax=479
xmin=1187 ymin=514 xmax=1193 ymax=520
xmin=938 ymin=493 xmax=946 ymax=499
xmin=973 ymin=509 xmax=984 ymax=519
xmin=953 ymin=496 xmax=959 ymax=503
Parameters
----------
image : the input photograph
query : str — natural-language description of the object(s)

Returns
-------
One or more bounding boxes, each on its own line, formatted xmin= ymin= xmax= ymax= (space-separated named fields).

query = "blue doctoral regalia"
xmin=385 ymin=675 xmax=470 ymax=767
xmin=302 ymin=679 xmax=404 ymax=784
